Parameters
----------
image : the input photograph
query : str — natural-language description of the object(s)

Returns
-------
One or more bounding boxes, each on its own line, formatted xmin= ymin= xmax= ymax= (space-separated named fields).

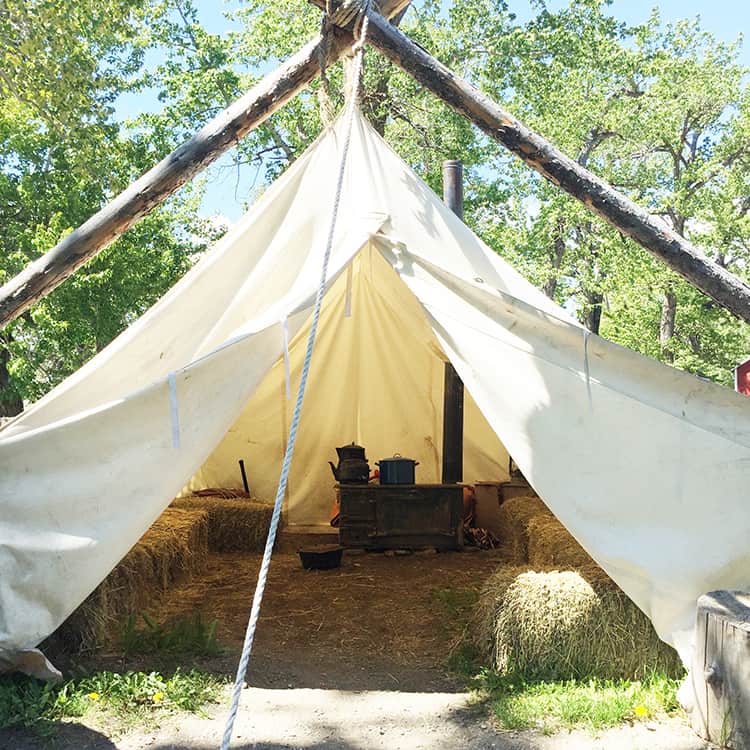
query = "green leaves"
xmin=446 ymin=0 xmax=750 ymax=381
xmin=0 ymin=0 xmax=143 ymax=135
xmin=0 ymin=0 xmax=215 ymax=410
xmin=0 ymin=669 xmax=224 ymax=734
xmin=2 ymin=0 xmax=749 ymax=411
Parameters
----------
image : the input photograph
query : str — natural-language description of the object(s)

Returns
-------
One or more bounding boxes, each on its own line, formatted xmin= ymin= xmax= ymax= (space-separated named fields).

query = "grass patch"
xmin=447 ymin=641 xmax=483 ymax=677
xmin=120 ymin=612 xmax=225 ymax=657
xmin=477 ymin=672 xmax=682 ymax=733
xmin=430 ymin=587 xmax=480 ymax=644
xmin=0 ymin=668 xmax=225 ymax=736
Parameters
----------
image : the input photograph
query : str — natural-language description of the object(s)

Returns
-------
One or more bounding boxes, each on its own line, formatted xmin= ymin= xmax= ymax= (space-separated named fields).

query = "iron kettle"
xmin=329 ymin=442 xmax=370 ymax=484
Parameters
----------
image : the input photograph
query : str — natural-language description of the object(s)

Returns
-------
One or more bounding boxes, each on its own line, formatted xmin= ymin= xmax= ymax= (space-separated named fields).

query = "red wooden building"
xmin=735 ymin=358 xmax=750 ymax=395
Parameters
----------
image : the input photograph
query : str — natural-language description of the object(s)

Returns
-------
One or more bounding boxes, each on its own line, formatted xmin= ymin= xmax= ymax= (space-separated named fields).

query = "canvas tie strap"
xmin=281 ymin=317 xmax=291 ymax=399
xmin=168 ymin=371 xmax=181 ymax=449
xmin=582 ymin=328 xmax=593 ymax=410
xmin=218 ymin=6 xmax=371 ymax=749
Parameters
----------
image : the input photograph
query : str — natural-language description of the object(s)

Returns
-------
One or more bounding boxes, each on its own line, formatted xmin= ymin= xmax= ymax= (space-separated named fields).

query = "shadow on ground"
xmin=0 ymin=723 xmax=118 ymax=750
xmin=243 ymin=653 xmax=466 ymax=693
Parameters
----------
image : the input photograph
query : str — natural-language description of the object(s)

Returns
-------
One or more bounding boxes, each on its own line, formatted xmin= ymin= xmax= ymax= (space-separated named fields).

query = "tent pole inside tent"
xmin=441 ymin=160 xmax=465 ymax=484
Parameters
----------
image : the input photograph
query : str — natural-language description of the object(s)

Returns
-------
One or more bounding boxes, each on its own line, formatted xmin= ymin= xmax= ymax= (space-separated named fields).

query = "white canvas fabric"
xmin=1 ymin=112 xmax=749 ymax=667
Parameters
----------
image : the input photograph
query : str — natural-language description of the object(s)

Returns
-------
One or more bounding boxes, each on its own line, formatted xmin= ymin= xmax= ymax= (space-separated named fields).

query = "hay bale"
xmin=45 ymin=545 xmax=155 ymax=654
xmin=474 ymin=565 xmax=683 ymax=681
xmin=171 ymin=495 xmax=275 ymax=552
xmin=526 ymin=515 xmax=594 ymax=569
xmin=45 ymin=507 xmax=209 ymax=654
xmin=496 ymin=496 xmax=552 ymax=562
xmin=138 ymin=507 xmax=209 ymax=589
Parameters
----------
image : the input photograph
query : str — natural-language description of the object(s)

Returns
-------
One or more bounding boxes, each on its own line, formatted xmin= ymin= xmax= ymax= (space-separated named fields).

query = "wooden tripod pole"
xmin=355 ymin=8 xmax=750 ymax=326
xmin=0 ymin=1 xmax=412 ymax=329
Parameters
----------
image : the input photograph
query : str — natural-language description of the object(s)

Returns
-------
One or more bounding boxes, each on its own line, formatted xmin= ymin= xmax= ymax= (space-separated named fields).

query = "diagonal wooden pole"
xmin=324 ymin=6 xmax=750 ymax=326
xmin=0 ymin=1 xmax=411 ymax=330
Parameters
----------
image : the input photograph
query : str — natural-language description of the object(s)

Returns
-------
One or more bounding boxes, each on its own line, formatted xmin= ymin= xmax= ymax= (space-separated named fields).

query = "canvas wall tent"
xmin=1 ymin=112 xmax=750 ymax=670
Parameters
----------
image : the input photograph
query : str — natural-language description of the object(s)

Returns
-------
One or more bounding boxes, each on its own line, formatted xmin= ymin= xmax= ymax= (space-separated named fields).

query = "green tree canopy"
xmin=2 ymin=0 xmax=748 ymax=418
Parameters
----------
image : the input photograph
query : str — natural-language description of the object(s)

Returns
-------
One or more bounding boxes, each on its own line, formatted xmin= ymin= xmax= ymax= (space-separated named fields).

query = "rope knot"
xmin=318 ymin=0 xmax=371 ymax=125
xmin=328 ymin=0 xmax=371 ymax=30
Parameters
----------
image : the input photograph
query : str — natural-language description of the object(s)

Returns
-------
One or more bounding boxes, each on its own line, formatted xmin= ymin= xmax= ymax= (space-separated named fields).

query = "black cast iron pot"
xmin=376 ymin=454 xmax=419 ymax=484
xmin=298 ymin=544 xmax=344 ymax=570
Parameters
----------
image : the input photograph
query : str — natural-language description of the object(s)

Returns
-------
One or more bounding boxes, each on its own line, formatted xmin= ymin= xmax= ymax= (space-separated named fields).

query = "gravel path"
xmin=110 ymin=686 xmax=710 ymax=750
xmin=0 ymin=685 xmax=713 ymax=750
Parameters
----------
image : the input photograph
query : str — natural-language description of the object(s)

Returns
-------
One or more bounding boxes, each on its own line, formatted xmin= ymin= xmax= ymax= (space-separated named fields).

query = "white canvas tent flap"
xmin=1 ymin=112 xmax=750 ymax=666
xmin=0 ymin=115 xmax=388 ymax=657
xmin=386 ymin=250 xmax=750 ymax=657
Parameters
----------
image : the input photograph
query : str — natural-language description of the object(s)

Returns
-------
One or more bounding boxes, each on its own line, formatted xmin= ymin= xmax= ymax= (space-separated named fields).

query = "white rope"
xmin=218 ymin=6 xmax=370 ymax=749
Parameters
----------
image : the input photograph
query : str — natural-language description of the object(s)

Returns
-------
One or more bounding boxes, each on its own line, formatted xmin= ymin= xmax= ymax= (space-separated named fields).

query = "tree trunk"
xmin=0 ymin=339 xmax=23 ymax=417
xmin=357 ymin=9 xmax=750 ymax=326
xmin=583 ymin=291 xmax=604 ymax=335
xmin=660 ymin=287 xmax=677 ymax=364
xmin=544 ymin=219 xmax=566 ymax=299
xmin=362 ymin=67 xmax=390 ymax=136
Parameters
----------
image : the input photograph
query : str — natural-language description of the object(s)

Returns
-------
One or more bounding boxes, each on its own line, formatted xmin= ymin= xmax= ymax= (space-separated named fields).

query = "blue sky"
xmin=119 ymin=0 xmax=749 ymax=221
xmin=587 ymin=0 xmax=747 ymax=50
xmin=520 ymin=0 xmax=748 ymax=52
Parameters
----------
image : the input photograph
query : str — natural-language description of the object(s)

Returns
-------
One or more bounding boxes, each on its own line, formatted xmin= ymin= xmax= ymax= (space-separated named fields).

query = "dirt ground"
xmin=158 ymin=536 xmax=504 ymax=692
xmin=0 ymin=536 xmax=713 ymax=749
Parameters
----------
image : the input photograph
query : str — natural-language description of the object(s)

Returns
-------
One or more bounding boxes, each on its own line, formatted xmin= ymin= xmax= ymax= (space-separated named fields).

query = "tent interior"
xmin=185 ymin=242 xmax=510 ymax=528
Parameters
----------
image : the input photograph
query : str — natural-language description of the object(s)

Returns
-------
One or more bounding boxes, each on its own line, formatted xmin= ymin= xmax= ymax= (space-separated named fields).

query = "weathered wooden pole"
xmin=0 ymin=37 xmax=336 ymax=328
xmin=442 ymin=160 xmax=465 ymax=484
xmin=355 ymin=9 xmax=750 ymax=326
xmin=0 ymin=1 xmax=412 ymax=330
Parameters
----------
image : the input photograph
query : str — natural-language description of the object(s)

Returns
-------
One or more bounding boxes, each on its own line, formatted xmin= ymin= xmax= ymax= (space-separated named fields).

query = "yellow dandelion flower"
xmin=87 ymin=692 xmax=100 ymax=701
xmin=634 ymin=704 xmax=648 ymax=718
xmin=152 ymin=691 xmax=165 ymax=703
